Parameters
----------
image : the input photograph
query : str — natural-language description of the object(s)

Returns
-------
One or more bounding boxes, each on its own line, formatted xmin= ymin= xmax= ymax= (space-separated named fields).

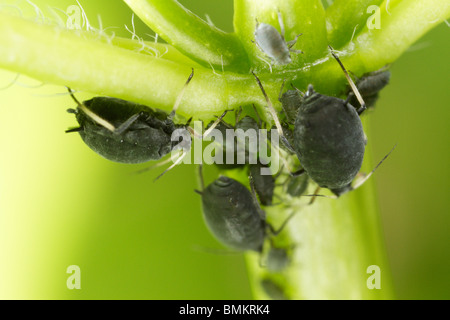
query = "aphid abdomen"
xmin=294 ymin=93 xmax=365 ymax=190
xmin=79 ymin=121 xmax=172 ymax=164
xmin=201 ymin=177 xmax=265 ymax=252
xmin=75 ymin=97 xmax=174 ymax=163
xmin=249 ymin=164 xmax=274 ymax=206
xmin=279 ymin=89 xmax=302 ymax=124
xmin=255 ymin=23 xmax=291 ymax=65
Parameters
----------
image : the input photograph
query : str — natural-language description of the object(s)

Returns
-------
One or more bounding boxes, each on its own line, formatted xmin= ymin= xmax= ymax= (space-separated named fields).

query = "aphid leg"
xmin=350 ymin=144 xmax=397 ymax=191
xmin=277 ymin=10 xmax=302 ymax=54
xmin=252 ymin=104 xmax=263 ymax=128
xmin=67 ymin=87 xmax=116 ymax=132
xmin=114 ymin=112 xmax=145 ymax=135
xmin=65 ymin=127 xmax=83 ymax=133
xmin=168 ymin=68 xmax=195 ymax=120
xmin=286 ymin=34 xmax=303 ymax=54
xmin=153 ymin=149 xmax=187 ymax=182
xmin=290 ymin=168 xmax=305 ymax=177
xmin=191 ymin=110 xmax=228 ymax=139
xmin=268 ymin=210 xmax=298 ymax=236
xmin=308 ymin=186 xmax=322 ymax=205
xmin=290 ymin=83 xmax=304 ymax=96
xmin=133 ymin=154 xmax=176 ymax=175
xmin=249 ymin=173 xmax=266 ymax=221
xmin=328 ymin=45 xmax=366 ymax=115
xmin=252 ymin=72 xmax=295 ymax=153
xmin=278 ymin=79 xmax=287 ymax=101
xmin=235 ymin=106 xmax=243 ymax=124
xmin=194 ymin=164 xmax=205 ymax=196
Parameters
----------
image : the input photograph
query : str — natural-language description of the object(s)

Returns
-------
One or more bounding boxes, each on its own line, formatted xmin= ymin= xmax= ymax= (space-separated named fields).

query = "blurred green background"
xmin=0 ymin=0 xmax=448 ymax=299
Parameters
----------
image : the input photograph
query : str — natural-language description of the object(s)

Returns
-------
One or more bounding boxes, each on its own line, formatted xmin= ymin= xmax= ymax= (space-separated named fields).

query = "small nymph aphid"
xmin=254 ymin=11 xmax=302 ymax=65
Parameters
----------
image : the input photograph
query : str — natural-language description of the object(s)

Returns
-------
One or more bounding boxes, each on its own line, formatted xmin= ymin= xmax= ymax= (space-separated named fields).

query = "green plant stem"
xmin=0 ymin=0 xmax=448 ymax=299
xmin=122 ymin=0 xmax=249 ymax=72
xmin=326 ymin=0 xmax=384 ymax=49
xmin=247 ymin=128 xmax=395 ymax=299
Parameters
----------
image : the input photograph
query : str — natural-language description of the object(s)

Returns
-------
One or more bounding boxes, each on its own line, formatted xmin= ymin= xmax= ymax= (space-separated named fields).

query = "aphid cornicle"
xmin=66 ymin=70 xmax=194 ymax=164
xmin=254 ymin=11 xmax=302 ymax=65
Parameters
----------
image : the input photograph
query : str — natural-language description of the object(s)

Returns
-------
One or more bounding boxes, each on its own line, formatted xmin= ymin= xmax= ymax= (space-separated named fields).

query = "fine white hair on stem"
xmin=0 ymin=4 xmax=24 ymax=17
xmin=75 ymin=0 xmax=92 ymax=32
xmin=348 ymin=24 xmax=359 ymax=51
xmin=125 ymin=15 xmax=161 ymax=57
xmin=125 ymin=13 xmax=138 ymax=41
xmin=0 ymin=73 xmax=20 ymax=90
xmin=208 ymin=61 xmax=219 ymax=76
xmin=47 ymin=6 xmax=67 ymax=27
xmin=386 ymin=0 xmax=392 ymax=15
xmin=256 ymin=55 xmax=273 ymax=73
xmin=16 ymin=77 xmax=46 ymax=89
xmin=26 ymin=0 xmax=45 ymax=23
xmin=204 ymin=14 xmax=215 ymax=27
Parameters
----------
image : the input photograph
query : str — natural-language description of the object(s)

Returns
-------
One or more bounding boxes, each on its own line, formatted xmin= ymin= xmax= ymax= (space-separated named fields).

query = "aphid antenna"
xmin=66 ymin=87 xmax=116 ymax=132
xmin=251 ymin=104 xmax=264 ymax=128
xmin=168 ymin=68 xmax=195 ymax=120
xmin=276 ymin=10 xmax=286 ymax=41
xmin=267 ymin=209 xmax=298 ymax=236
xmin=277 ymin=9 xmax=302 ymax=53
xmin=351 ymin=143 xmax=397 ymax=191
xmin=252 ymin=72 xmax=295 ymax=153
xmin=188 ymin=110 xmax=228 ymax=139
xmin=290 ymin=83 xmax=304 ymax=96
xmin=303 ymin=186 xmax=335 ymax=204
xmin=328 ymin=45 xmax=366 ymax=115
xmin=197 ymin=164 xmax=205 ymax=192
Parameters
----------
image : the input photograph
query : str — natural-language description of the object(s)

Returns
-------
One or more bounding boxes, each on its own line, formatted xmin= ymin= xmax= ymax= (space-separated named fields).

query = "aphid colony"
xmin=66 ymin=12 xmax=392 ymax=299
